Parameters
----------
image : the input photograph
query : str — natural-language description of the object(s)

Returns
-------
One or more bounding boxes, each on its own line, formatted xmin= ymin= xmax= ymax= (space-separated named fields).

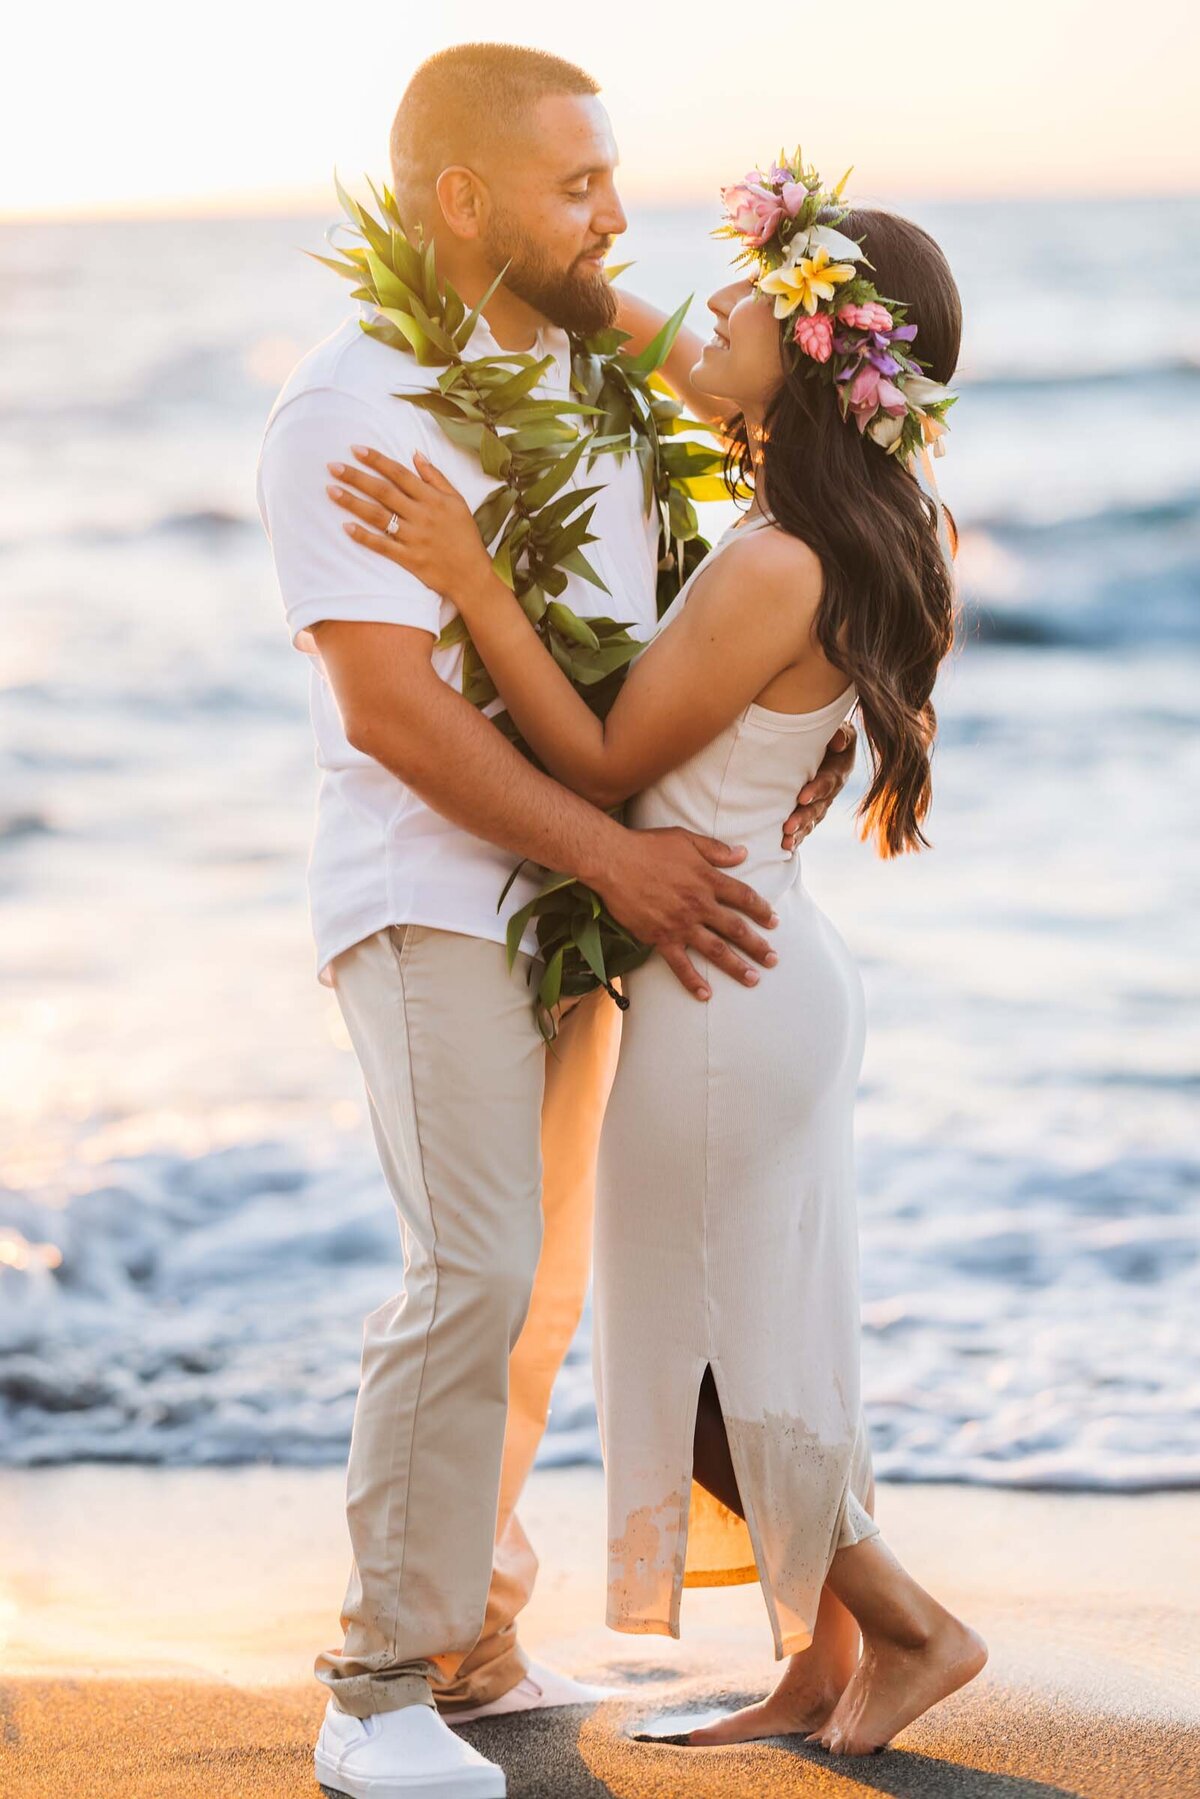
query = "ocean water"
xmin=1 ymin=199 xmax=1197 ymax=1487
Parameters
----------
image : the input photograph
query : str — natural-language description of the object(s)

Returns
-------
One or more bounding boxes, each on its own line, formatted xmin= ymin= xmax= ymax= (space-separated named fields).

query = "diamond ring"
xmin=385 ymin=512 xmax=401 ymax=537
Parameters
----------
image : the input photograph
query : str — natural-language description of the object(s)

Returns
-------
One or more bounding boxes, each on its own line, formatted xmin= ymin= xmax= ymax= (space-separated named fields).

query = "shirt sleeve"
xmin=257 ymin=388 xmax=443 ymax=649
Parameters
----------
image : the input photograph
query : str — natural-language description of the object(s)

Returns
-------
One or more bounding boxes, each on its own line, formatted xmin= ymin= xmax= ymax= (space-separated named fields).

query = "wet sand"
xmin=1 ymin=1465 xmax=1197 ymax=1797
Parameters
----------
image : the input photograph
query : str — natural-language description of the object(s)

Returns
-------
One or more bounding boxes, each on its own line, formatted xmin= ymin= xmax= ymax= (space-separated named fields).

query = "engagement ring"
xmin=385 ymin=513 xmax=401 ymax=536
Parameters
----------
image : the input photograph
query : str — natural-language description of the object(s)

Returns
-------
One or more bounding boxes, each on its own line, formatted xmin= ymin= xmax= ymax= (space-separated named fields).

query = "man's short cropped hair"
xmin=390 ymin=42 xmax=600 ymax=208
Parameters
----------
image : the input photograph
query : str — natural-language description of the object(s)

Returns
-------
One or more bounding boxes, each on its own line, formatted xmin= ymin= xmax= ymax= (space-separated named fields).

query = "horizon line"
xmin=3 ymin=180 xmax=1200 ymax=228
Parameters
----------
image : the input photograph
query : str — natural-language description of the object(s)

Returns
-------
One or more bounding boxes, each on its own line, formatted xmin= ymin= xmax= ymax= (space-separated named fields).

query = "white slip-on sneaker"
xmin=443 ymin=1660 xmax=629 ymax=1726
xmin=314 ymin=1698 xmax=506 ymax=1799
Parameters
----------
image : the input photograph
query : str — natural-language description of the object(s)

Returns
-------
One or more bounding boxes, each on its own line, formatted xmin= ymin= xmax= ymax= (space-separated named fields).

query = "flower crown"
xmin=717 ymin=153 xmax=956 ymax=461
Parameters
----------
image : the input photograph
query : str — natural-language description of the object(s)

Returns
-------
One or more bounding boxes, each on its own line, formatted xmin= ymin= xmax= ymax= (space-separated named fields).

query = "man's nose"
xmin=596 ymin=191 xmax=628 ymax=237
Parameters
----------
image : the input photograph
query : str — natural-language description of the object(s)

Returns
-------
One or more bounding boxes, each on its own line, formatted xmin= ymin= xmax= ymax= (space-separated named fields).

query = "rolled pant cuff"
xmin=434 ymin=1641 xmax=530 ymax=1714
xmin=321 ymin=1669 xmax=436 ymax=1717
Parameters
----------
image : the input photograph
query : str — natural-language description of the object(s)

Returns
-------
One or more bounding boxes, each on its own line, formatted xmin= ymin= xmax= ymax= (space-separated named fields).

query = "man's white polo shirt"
xmin=257 ymin=310 xmax=659 ymax=983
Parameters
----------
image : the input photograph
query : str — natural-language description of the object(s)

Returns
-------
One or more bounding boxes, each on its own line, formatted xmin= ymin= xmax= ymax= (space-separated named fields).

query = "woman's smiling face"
xmin=690 ymin=278 xmax=786 ymax=414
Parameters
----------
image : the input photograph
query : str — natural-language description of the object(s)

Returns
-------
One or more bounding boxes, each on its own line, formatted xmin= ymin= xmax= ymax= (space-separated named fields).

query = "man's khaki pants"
xmin=317 ymin=924 xmax=621 ymax=1717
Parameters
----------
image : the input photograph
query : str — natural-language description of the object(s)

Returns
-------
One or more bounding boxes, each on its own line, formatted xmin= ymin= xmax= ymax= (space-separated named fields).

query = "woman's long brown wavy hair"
xmin=727 ymin=208 xmax=962 ymax=856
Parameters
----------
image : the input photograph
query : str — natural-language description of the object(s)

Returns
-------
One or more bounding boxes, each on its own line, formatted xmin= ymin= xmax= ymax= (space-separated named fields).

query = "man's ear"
xmin=434 ymin=165 xmax=490 ymax=242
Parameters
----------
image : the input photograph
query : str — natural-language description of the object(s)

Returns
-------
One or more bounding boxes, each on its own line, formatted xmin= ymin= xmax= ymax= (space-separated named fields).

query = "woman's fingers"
xmin=328 ymin=459 xmax=416 ymax=515
xmin=706 ymin=909 xmax=778 ymax=971
xmin=413 ymin=451 xmax=457 ymax=493
xmin=327 ymin=482 xmax=402 ymax=539
xmin=350 ymin=445 xmax=425 ymax=498
xmin=339 ymin=518 xmax=409 ymax=565
xmin=327 ymin=486 xmax=412 ymax=566
xmin=658 ymin=943 xmax=712 ymax=1002
xmin=691 ymin=928 xmax=759 ymax=987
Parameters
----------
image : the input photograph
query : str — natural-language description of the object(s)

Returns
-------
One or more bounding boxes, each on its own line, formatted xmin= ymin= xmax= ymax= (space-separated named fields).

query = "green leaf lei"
xmin=314 ymin=177 xmax=731 ymax=1037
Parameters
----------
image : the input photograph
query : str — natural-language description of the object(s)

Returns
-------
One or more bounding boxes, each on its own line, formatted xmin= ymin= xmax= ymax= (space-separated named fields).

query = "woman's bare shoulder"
xmin=696 ymin=523 xmax=823 ymax=621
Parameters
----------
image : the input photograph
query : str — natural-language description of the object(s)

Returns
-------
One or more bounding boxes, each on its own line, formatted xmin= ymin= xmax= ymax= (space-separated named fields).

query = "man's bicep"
xmin=258 ymin=396 xmax=443 ymax=644
xmin=312 ymin=619 xmax=437 ymax=724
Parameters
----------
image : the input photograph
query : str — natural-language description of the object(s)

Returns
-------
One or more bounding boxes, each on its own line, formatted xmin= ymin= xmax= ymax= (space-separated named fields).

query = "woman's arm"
xmin=327 ymin=449 xmax=820 ymax=811
xmin=613 ymin=289 xmax=735 ymax=430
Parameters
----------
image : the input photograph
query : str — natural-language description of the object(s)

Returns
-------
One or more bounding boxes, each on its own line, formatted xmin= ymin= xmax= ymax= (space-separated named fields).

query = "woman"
xmin=326 ymin=164 xmax=986 ymax=1757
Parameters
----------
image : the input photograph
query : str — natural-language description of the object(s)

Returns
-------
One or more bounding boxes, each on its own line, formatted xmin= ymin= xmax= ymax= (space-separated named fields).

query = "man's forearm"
xmin=349 ymin=669 xmax=624 ymax=886
xmin=614 ymin=290 xmax=732 ymax=427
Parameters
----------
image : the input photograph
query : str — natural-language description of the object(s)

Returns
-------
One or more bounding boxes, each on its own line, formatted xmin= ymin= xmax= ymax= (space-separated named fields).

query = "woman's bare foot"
xmin=688 ymin=1651 xmax=853 ymax=1745
xmin=806 ymin=1612 xmax=987 ymax=1756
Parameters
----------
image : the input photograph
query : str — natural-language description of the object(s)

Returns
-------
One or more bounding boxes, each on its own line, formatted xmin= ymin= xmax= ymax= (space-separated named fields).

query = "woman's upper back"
xmin=629 ymin=519 xmax=855 ymax=891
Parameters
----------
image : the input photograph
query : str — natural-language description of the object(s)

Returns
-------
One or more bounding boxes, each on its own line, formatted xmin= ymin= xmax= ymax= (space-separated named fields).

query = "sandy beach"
xmin=1 ymin=1463 xmax=1197 ymax=1798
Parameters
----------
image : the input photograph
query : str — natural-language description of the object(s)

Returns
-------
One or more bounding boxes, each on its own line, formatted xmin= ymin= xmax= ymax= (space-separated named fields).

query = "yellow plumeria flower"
xmin=759 ymin=244 xmax=856 ymax=318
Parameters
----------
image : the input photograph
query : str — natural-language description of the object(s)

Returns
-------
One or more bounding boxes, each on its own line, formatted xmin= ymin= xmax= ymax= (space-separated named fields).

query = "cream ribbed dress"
xmin=594 ymin=517 xmax=879 ymax=1659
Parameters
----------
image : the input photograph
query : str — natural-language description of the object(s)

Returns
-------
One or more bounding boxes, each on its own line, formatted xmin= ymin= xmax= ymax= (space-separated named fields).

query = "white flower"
xmin=902 ymin=375 xmax=956 ymax=409
xmin=867 ymin=413 xmax=906 ymax=451
xmin=804 ymin=223 xmax=865 ymax=265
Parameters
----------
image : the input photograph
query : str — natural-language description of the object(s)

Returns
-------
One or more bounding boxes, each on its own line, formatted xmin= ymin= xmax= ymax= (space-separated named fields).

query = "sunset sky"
xmin=2 ymin=0 xmax=1197 ymax=218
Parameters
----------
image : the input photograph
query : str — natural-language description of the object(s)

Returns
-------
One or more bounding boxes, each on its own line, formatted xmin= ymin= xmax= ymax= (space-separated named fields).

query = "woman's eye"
xmin=566 ymin=188 xmax=589 ymax=201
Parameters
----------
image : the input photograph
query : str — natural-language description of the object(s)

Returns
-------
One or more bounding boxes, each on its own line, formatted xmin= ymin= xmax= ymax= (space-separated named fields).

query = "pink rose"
xmin=838 ymin=301 xmax=894 ymax=332
xmin=721 ymin=182 xmax=784 ymax=246
xmin=794 ymin=311 xmax=834 ymax=362
xmin=780 ymin=180 xmax=807 ymax=218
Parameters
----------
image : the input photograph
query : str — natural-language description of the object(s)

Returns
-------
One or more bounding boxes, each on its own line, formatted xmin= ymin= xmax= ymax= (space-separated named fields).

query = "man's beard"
xmin=482 ymin=209 xmax=618 ymax=338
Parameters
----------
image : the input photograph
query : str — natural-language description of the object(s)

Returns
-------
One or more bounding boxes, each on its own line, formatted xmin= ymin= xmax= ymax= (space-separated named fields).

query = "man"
xmin=258 ymin=43 xmax=854 ymax=1799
